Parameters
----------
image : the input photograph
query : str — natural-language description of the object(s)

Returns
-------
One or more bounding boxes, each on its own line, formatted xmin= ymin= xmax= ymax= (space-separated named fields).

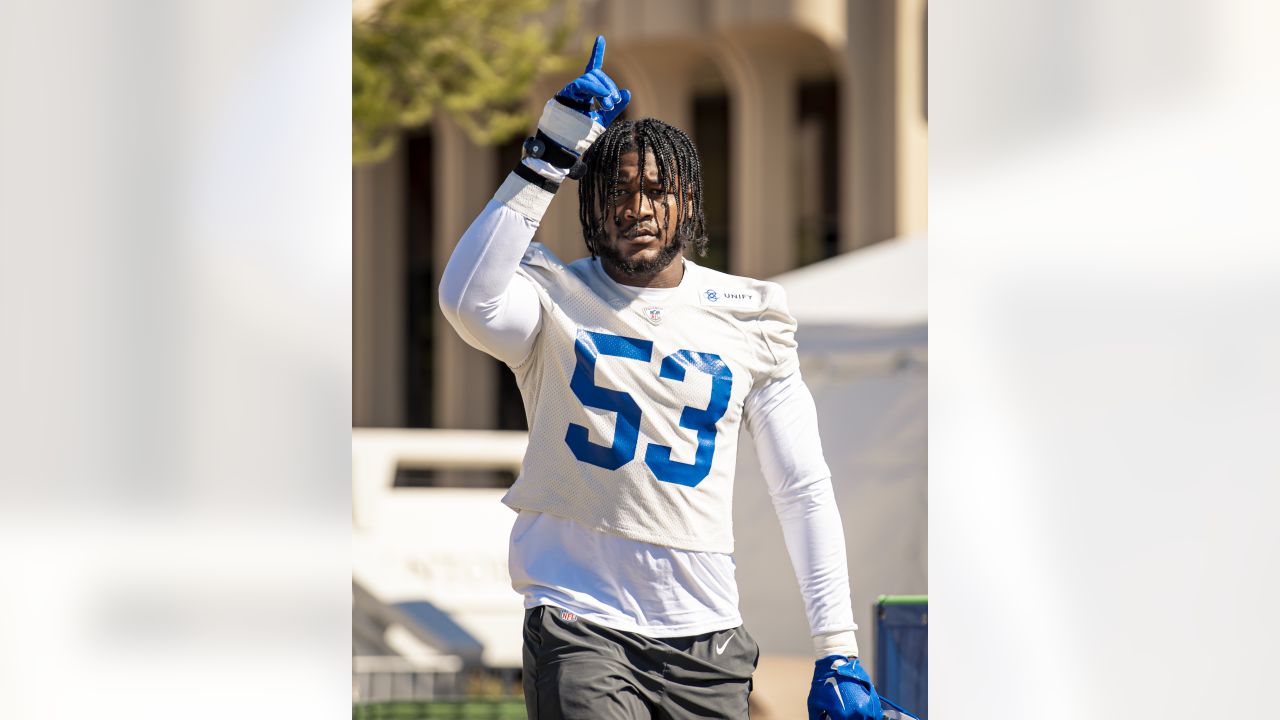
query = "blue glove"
xmin=808 ymin=655 xmax=883 ymax=720
xmin=556 ymin=35 xmax=631 ymax=127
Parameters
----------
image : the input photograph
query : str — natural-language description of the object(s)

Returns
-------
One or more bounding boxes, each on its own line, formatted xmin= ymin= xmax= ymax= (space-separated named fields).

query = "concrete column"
xmin=610 ymin=50 xmax=695 ymax=133
xmin=712 ymin=37 xmax=798 ymax=280
xmin=432 ymin=116 xmax=498 ymax=429
xmin=895 ymin=0 xmax=929 ymax=236
xmin=842 ymin=0 xmax=899 ymax=252
xmin=535 ymin=174 xmax=588 ymax=264
xmin=353 ymin=150 xmax=404 ymax=427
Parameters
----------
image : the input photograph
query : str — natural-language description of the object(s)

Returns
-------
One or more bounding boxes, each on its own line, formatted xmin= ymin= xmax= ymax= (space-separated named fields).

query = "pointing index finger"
xmin=585 ymin=35 xmax=605 ymax=72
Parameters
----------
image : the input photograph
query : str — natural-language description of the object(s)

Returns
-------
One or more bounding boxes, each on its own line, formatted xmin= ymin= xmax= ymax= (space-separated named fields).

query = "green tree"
xmin=353 ymin=0 xmax=579 ymax=165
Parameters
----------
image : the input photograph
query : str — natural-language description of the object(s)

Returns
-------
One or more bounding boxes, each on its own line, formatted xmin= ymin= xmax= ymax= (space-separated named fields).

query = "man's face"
xmin=596 ymin=149 xmax=686 ymax=278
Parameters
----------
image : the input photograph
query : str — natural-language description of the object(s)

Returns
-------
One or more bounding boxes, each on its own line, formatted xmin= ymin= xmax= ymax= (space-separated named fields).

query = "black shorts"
xmin=522 ymin=606 xmax=761 ymax=719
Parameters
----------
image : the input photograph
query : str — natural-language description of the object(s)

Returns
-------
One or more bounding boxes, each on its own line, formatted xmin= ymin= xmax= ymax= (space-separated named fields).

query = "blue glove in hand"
xmin=808 ymin=655 xmax=883 ymax=720
xmin=556 ymin=35 xmax=631 ymax=127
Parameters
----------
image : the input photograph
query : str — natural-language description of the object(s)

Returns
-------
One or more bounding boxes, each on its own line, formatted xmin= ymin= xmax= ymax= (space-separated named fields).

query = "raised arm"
xmin=437 ymin=195 xmax=548 ymax=366
xmin=438 ymin=35 xmax=630 ymax=365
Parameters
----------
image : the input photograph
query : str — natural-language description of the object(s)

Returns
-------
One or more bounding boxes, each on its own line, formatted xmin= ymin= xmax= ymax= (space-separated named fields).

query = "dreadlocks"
xmin=577 ymin=118 xmax=709 ymax=265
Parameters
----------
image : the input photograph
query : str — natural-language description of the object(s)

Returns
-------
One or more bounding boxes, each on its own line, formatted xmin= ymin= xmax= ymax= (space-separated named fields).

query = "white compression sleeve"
xmin=744 ymin=372 xmax=860 ymax=658
xmin=439 ymin=99 xmax=600 ymax=365
xmin=437 ymin=160 xmax=568 ymax=366
xmin=438 ymin=200 xmax=543 ymax=365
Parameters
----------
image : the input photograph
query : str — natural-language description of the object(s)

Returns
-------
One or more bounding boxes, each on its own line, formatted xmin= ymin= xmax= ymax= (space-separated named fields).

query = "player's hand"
xmin=529 ymin=35 xmax=626 ymax=168
xmin=555 ymin=35 xmax=631 ymax=127
xmin=807 ymin=655 xmax=883 ymax=720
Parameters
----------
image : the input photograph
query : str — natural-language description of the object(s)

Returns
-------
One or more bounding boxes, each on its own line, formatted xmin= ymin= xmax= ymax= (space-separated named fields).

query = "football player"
xmin=440 ymin=35 xmax=884 ymax=720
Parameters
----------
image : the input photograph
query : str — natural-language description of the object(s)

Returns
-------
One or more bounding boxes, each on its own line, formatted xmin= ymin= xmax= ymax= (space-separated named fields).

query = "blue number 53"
xmin=565 ymin=330 xmax=733 ymax=488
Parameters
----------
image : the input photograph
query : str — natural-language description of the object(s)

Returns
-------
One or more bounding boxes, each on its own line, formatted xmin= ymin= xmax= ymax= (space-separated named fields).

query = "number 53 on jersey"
xmin=565 ymin=329 xmax=733 ymax=488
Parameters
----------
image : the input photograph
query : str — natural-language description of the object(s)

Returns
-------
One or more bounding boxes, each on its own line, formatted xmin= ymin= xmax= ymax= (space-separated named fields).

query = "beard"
xmin=594 ymin=225 xmax=688 ymax=279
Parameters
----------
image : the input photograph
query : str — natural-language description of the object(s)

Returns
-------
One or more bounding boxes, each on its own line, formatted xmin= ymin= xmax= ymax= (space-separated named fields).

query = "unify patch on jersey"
xmin=699 ymin=288 xmax=761 ymax=310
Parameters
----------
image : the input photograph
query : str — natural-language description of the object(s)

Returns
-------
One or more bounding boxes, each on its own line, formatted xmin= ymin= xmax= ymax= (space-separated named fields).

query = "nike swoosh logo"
xmin=825 ymin=677 xmax=845 ymax=709
xmin=714 ymin=631 xmax=737 ymax=654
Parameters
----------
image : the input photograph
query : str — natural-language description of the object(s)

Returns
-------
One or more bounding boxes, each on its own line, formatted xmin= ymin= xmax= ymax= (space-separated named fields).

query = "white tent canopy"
xmin=777 ymin=233 xmax=927 ymax=328
xmin=732 ymin=234 xmax=928 ymax=672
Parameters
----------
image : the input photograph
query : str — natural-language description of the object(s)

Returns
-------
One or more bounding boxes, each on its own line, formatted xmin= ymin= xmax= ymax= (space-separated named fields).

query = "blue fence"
xmin=874 ymin=595 xmax=927 ymax=719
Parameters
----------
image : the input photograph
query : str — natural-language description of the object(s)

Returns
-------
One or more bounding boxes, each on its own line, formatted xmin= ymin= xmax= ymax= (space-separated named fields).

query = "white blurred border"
xmin=0 ymin=2 xmax=350 ymax=718
xmin=5 ymin=0 xmax=1280 ymax=716
xmin=933 ymin=0 xmax=1280 ymax=717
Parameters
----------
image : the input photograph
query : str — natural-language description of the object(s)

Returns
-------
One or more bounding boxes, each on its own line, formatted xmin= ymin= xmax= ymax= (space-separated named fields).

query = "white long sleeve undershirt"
xmin=438 ymin=170 xmax=859 ymax=657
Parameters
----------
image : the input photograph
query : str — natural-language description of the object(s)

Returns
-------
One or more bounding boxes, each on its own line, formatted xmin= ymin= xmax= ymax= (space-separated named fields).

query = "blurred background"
xmin=3 ymin=0 xmax=1278 ymax=718
xmin=351 ymin=1 xmax=928 ymax=717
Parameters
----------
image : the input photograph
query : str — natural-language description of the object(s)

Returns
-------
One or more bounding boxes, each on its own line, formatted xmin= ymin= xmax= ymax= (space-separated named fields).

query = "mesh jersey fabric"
xmin=501 ymin=243 xmax=798 ymax=554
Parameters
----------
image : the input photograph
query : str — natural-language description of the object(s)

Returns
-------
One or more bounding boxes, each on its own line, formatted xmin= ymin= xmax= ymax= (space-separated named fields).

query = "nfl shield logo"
xmin=644 ymin=306 xmax=664 ymax=325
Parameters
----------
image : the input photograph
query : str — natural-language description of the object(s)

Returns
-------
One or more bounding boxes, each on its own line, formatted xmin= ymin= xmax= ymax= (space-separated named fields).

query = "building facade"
xmin=353 ymin=0 xmax=927 ymax=435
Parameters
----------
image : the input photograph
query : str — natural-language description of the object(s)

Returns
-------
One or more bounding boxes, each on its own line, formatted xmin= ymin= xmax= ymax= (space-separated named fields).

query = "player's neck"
xmin=601 ymin=257 xmax=685 ymax=289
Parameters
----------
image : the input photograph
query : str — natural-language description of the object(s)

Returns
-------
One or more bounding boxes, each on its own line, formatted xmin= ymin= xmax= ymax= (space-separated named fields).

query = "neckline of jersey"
xmin=591 ymin=257 xmax=698 ymax=304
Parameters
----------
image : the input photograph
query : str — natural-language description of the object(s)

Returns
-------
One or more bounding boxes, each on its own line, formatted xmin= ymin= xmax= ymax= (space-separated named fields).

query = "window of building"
xmin=796 ymin=80 xmax=841 ymax=267
xmin=394 ymin=467 xmax=516 ymax=489
xmin=402 ymin=129 xmax=435 ymax=428
xmin=692 ymin=93 xmax=731 ymax=273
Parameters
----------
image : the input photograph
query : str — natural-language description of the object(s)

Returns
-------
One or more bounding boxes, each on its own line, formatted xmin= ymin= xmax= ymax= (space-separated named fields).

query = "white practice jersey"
xmin=502 ymin=243 xmax=797 ymax=554
xmin=439 ymin=161 xmax=860 ymax=655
